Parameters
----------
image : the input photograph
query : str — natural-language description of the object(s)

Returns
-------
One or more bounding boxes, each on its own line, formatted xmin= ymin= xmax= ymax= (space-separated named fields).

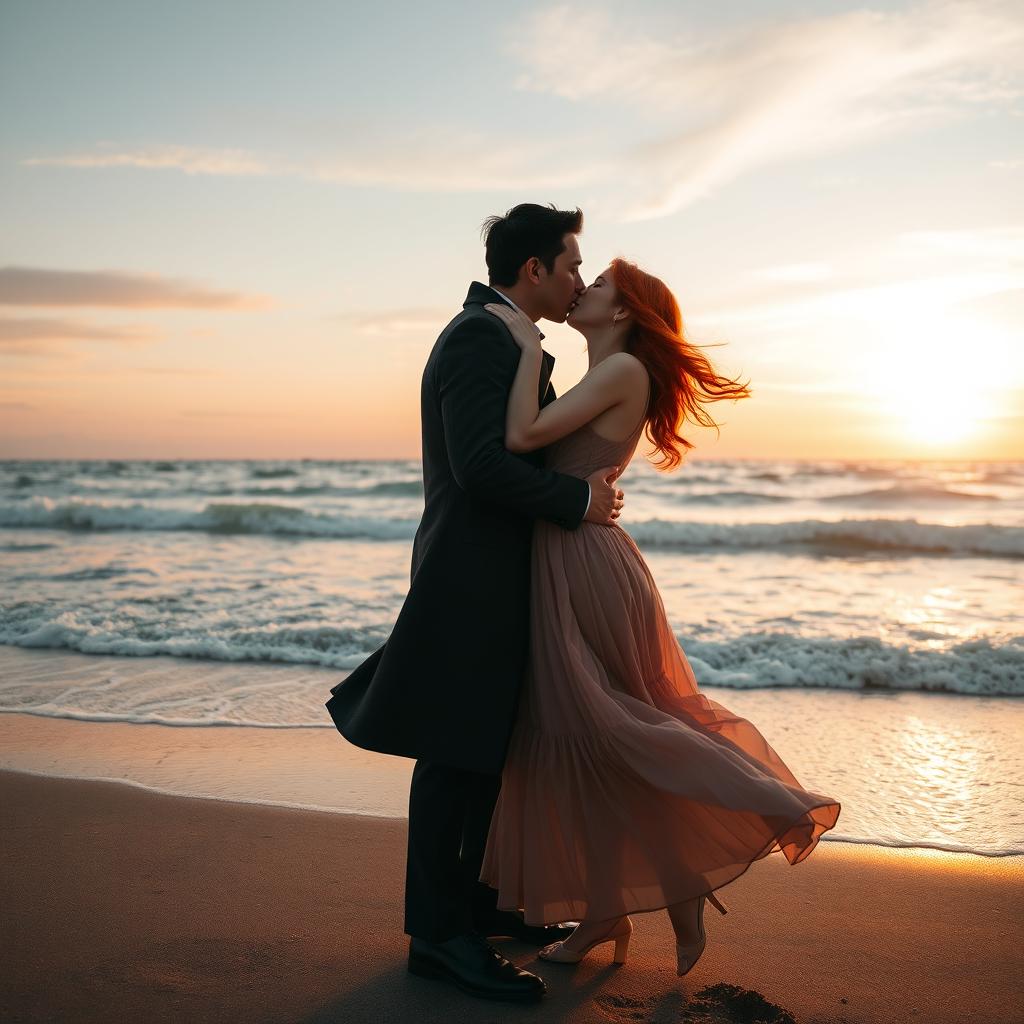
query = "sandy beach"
xmin=2 ymin=767 xmax=1021 ymax=1024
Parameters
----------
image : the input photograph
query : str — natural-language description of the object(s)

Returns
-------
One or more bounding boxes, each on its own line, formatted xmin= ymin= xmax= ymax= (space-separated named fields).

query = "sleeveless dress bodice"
xmin=543 ymin=416 xmax=646 ymax=481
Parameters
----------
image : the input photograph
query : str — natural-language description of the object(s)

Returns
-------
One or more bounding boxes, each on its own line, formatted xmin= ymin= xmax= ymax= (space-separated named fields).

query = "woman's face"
xmin=567 ymin=266 xmax=623 ymax=330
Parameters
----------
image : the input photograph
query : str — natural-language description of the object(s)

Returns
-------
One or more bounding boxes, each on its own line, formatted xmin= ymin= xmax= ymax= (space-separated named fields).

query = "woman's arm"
xmin=485 ymin=302 xmax=647 ymax=454
xmin=436 ymin=315 xmax=590 ymax=528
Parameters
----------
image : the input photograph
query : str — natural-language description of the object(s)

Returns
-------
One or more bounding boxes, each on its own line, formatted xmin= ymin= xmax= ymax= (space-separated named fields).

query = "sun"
xmin=866 ymin=305 xmax=1009 ymax=450
xmin=892 ymin=364 xmax=992 ymax=446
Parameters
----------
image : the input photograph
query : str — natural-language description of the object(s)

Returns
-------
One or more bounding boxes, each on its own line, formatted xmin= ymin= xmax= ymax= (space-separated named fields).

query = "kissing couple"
xmin=326 ymin=203 xmax=841 ymax=1004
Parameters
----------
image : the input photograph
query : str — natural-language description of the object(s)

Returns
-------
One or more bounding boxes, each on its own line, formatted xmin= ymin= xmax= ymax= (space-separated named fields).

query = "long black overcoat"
xmin=325 ymin=281 xmax=589 ymax=774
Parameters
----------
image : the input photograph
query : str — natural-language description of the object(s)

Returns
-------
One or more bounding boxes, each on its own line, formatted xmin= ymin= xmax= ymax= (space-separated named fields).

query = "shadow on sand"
xmin=299 ymin=944 xmax=801 ymax=1024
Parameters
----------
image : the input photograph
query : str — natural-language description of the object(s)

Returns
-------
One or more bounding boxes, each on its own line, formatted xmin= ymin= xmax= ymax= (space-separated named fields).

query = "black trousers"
xmin=404 ymin=759 xmax=503 ymax=941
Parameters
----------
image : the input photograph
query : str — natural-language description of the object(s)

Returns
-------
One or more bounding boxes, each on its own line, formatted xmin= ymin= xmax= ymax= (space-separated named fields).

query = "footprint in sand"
xmin=594 ymin=982 xmax=797 ymax=1023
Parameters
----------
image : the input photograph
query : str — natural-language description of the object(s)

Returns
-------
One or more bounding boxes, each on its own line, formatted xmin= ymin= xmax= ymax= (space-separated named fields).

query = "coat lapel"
xmin=539 ymin=351 xmax=556 ymax=405
xmin=463 ymin=281 xmax=556 ymax=405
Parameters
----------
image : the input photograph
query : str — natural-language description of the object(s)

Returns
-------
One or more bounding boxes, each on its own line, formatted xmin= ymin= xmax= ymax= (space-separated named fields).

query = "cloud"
xmin=127 ymin=365 xmax=227 ymax=376
xmin=690 ymin=224 xmax=1024 ymax=328
xmin=307 ymin=128 xmax=606 ymax=191
xmin=898 ymin=226 xmax=1024 ymax=261
xmin=509 ymin=0 xmax=1024 ymax=220
xmin=751 ymin=263 xmax=835 ymax=284
xmin=24 ymin=131 xmax=604 ymax=192
xmin=0 ymin=316 xmax=158 ymax=356
xmin=336 ymin=307 xmax=452 ymax=338
xmin=0 ymin=267 xmax=271 ymax=309
xmin=23 ymin=144 xmax=272 ymax=177
xmin=696 ymin=269 xmax=1023 ymax=332
xmin=18 ymin=3 xmax=1021 ymax=219
xmin=0 ymin=317 xmax=156 ymax=342
xmin=951 ymin=286 xmax=1024 ymax=324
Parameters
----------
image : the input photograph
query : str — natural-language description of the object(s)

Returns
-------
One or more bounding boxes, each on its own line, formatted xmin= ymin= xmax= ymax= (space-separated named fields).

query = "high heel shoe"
xmin=538 ymin=916 xmax=632 ymax=965
xmin=673 ymin=891 xmax=728 ymax=977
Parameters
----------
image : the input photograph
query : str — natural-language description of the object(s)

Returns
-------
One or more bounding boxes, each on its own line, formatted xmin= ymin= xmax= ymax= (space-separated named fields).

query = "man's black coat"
xmin=325 ymin=281 xmax=589 ymax=774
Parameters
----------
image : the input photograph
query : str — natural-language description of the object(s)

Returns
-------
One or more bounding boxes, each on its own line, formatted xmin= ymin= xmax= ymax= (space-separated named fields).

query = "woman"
xmin=479 ymin=258 xmax=841 ymax=976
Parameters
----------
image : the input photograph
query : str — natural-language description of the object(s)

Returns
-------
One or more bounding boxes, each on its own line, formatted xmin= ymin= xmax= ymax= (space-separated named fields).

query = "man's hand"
xmin=584 ymin=465 xmax=625 ymax=525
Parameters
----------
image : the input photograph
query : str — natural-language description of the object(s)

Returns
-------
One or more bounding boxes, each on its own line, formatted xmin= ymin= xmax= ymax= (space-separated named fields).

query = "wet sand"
xmin=2 ymin=768 xmax=1021 ymax=1024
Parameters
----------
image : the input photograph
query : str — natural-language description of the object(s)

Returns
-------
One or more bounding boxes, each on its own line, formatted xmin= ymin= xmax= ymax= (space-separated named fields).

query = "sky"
xmin=1 ymin=0 xmax=1021 ymax=462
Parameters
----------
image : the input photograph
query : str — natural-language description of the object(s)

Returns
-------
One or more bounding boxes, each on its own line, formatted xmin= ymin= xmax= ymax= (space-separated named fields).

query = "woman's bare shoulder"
xmin=599 ymin=351 xmax=649 ymax=382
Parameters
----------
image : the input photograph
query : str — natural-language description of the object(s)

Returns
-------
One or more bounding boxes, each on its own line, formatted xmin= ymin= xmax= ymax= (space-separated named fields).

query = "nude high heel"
xmin=538 ymin=916 xmax=632 ymax=965
xmin=673 ymin=891 xmax=728 ymax=977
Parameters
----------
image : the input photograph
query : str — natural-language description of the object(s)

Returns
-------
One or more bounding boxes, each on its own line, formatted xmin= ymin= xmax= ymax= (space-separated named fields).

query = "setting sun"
xmin=861 ymin=294 xmax=1013 ymax=451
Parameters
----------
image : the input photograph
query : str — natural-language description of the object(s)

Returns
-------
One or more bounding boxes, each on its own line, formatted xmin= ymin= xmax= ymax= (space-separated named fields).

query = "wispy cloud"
xmin=336 ymin=307 xmax=452 ymax=337
xmin=24 ymin=131 xmax=603 ymax=192
xmin=0 ymin=317 xmax=157 ymax=356
xmin=509 ymin=0 xmax=1024 ymax=220
xmin=17 ymin=3 xmax=1022 ymax=221
xmin=309 ymin=127 xmax=605 ymax=190
xmin=729 ymin=227 xmax=1024 ymax=310
xmin=0 ymin=267 xmax=271 ymax=309
xmin=953 ymin=287 xmax=1024 ymax=324
xmin=692 ymin=224 xmax=1024 ymax=329
xmin=751 ymin=263 xmax=836 ymax=284
xmin=679 ymin=223 xmax=1024 ymax=335
xmin=898 ymin=226 xmax=1024 ymax=261
xmin=23 ymin=144 xmax=271 ymax=176
xmin=0 ymin=317 xmax=156 ymax=342
xmin=127 ymin=365 xmax=227 ymax=377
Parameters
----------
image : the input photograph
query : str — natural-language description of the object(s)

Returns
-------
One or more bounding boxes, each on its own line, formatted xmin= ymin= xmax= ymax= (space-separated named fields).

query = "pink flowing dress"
xmin=479 ymin=414 xmax=842 ymax=925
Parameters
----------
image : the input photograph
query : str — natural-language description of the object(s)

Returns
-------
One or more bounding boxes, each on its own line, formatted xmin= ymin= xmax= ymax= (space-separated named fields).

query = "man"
xmin=325 ymin=203 xmax=624 ymax=1003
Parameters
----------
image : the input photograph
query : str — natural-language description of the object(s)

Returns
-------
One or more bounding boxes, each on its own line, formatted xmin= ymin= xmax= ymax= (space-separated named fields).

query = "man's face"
xmin=537 ymin=233 xmax=584 ymax=323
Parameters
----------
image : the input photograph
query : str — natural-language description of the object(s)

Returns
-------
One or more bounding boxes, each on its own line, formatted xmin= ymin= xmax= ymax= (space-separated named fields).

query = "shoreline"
xmin=3 ymin=646 xmax=1023 ymax=858
xmin=4 ymin=758 xmax=1021 ymax=862
xmin=3 ymin=768 xmax=1022 ymax=1024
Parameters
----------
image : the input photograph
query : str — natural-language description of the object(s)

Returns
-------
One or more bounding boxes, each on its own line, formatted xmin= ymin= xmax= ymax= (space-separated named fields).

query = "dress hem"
xmin=484 ymin=795 xmax=842 ymax=926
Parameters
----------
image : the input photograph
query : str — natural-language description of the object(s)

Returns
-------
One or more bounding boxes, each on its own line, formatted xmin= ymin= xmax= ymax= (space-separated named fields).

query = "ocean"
xmin=1 ymin=456 xmax=1021 ymax=856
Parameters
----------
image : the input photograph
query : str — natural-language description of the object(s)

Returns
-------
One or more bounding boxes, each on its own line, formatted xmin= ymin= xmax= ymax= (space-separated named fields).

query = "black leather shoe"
xmin=475 ymin=908 xmax=580 ymax=945
xmin=407 ymin=933 xmax=547 ymax=1003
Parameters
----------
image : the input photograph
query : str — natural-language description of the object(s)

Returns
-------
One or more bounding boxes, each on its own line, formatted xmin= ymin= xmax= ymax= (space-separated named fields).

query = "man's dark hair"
xmin=481 ymin=203 xmax=583 ymax=287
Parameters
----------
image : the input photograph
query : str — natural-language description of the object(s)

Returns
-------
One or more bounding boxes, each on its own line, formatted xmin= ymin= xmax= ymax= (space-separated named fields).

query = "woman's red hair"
xmin=611 ymin=257 xmax=751 ymax=471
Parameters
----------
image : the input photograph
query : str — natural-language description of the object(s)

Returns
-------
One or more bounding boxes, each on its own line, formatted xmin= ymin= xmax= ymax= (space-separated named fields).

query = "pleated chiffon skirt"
xmin=480 ymin=511 xmax=842 ymax=925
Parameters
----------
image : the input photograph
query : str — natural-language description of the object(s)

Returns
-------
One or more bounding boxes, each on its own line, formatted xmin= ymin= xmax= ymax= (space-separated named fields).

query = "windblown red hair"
xmin=611 ymin=257 xmax=751 ymax=471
